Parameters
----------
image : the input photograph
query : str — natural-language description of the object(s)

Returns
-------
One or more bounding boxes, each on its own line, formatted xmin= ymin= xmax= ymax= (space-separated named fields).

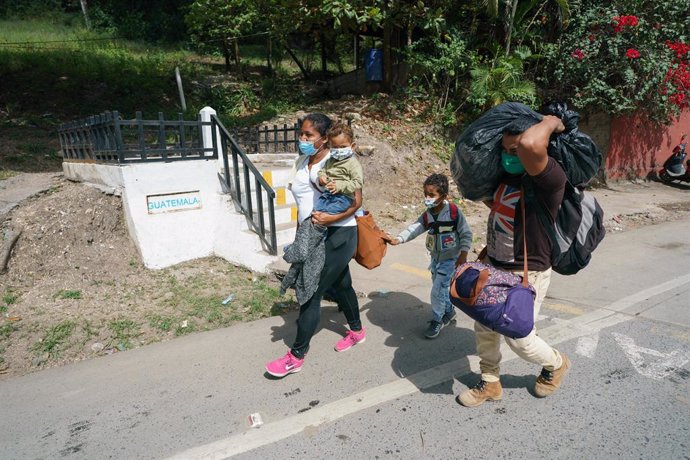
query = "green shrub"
xmin=541 ymin=0 xmax=690 ymax=121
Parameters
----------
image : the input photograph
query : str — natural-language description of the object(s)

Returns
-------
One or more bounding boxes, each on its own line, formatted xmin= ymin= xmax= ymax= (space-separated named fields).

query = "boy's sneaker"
xmin=456 ymin=380 xmax=503 ymax=407
xmin=334 ymin=328 xmax=366 ymax=352
xmin=442 ymin=310 xmax=457 ymax=326
xmin=534 ymin=352 xmax=571 ymax=398
xmin=425 ymin=320 xmax=444 ymax=339
xmin=265 ymin=351 xmax=304 ymax=378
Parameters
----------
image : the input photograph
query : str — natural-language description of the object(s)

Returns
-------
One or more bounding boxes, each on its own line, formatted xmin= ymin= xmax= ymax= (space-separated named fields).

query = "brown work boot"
xmin=534 ymin=352 xmax=571 ymax=398
xmin=456 ymin=380 xmax=503 ymax=407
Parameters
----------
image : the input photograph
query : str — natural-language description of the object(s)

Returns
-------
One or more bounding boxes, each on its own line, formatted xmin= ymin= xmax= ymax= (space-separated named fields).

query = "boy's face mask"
xmin=424 ymin=197 xmax=439 ymax=208
xmin=501 ymin=151 xmax=525 ymax=175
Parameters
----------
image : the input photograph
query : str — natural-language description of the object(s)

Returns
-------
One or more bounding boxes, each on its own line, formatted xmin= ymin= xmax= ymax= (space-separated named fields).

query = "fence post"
xmin=158 ymin=112 xmax=168 ymax=162
xmin=136 ymin=111 xmax=147 ymax=161
xmin=112 ymin=111 xmax=125 ymax=163
xmin=199 ymin=106 xmax=220 ymax=158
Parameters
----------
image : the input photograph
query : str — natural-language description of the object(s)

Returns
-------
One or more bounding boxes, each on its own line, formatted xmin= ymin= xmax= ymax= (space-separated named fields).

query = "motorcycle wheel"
xmin=660 ymin=171 xmax=673 ymax=183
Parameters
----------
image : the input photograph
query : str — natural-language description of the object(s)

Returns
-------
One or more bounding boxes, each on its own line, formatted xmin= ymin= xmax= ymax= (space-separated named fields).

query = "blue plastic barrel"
xmin=364 ymin=48 xmax=383 ymax=81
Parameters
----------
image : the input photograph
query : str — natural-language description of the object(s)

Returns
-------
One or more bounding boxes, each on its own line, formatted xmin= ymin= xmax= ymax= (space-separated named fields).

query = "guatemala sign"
xmin=147 ymin=191 xmax=202 ymax=214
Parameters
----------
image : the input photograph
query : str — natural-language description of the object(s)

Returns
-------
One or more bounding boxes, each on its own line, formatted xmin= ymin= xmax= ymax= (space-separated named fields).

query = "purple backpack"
xmin=449 ymin=261 xmax=535 ymax=339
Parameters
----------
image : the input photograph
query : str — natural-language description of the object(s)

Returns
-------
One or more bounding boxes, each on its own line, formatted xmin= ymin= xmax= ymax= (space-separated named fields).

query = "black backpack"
xmin=525 ymin=180 xmax=606 ymax=276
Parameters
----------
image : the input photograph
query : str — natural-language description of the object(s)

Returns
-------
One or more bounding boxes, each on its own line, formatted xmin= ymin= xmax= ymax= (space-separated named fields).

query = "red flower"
xmin=625 ymin=48 xmax=641 ymax=59
xmin=666 ymin=41 xmax=690 ymax=60
xmin=612 ymin=15 xmax=639 ymax=33
xmin=588 ymin=34 xmax=596 ymax=42
xmin=571 ymin=49 xmax=585 ymax=60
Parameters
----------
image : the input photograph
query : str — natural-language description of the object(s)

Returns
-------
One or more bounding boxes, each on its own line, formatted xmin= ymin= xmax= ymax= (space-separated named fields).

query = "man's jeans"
xmin=429 ymin=258 xmax=456 ymax=322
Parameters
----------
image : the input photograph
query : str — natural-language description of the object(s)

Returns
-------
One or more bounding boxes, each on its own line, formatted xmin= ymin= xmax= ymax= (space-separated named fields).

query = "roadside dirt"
xmin=2 ymin=104 xmax=690 ymax=380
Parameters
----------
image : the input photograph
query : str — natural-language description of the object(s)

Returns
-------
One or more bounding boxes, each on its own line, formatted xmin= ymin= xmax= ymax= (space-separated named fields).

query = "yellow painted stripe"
xmin=290 ymin=206 xmax=298 ymax=222
xmin=542 ymin=302 xmax=585 ymax=316
xmin=390 ymin=263 xmax=431 ymax=279
xmin=262 ymin=170 xmax=273 ymax=187
xmin=276 ymin=187 xmax=286 ymax=206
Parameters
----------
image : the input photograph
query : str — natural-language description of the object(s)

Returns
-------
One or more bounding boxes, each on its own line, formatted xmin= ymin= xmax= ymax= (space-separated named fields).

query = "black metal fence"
xmin=213 ymin=115 xmax=277 ymax=255
xmin=231 ymin=123 xmax=300 ymax=153
xmin=58 ymin=111 xmax=216 ymax=163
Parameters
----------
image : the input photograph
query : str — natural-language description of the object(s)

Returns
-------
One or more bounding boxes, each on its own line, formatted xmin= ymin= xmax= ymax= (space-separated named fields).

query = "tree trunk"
xmin=223 ymin=41 xmax=231 ymax=73
xmin=505 ymin=0 xmax=519 ymax=56
xmin=383 ymin=23 xmax=393 ymax=91
xmin=267 ymin=35 xmax=273 ymax=74
xmin=234 ymin=39 xmax=241 ymax=67
xmin=320 ymin=32 xmax=327 ymax=78
xmin=285 ymin=46 xmax=311 ymax=80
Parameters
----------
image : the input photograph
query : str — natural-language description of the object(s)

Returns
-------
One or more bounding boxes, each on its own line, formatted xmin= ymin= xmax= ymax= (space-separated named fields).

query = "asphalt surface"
xmin=0 ymin=175 xmax=689 ymax=459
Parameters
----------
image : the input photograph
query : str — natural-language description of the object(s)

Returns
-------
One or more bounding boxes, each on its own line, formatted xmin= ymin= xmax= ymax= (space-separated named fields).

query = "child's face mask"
xmin=424 ymin=198 xmax=439 ymax=208
xmin=330 ymin=146 xmax=353 ymax=160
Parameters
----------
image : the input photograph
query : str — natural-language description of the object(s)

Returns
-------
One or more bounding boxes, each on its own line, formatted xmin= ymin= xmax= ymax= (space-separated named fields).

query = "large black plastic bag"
xmin=542 ymin=102 xmax=602 ymax=187
xmin=451 ymin=102 xmax=541 ymax=201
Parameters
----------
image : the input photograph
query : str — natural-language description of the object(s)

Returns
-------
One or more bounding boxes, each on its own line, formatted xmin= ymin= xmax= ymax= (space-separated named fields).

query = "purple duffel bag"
xmin=449 ymin=261 xmax=536 ymax=339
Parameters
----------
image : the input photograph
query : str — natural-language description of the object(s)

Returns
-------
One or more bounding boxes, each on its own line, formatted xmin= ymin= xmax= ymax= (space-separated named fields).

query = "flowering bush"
xmin=541 ymin=0 xmax=690 ymax=122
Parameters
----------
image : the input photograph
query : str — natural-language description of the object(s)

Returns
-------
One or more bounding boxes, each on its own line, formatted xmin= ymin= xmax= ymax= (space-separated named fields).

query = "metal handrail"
xmin=212 ymin=115 xmax=278 ymax=255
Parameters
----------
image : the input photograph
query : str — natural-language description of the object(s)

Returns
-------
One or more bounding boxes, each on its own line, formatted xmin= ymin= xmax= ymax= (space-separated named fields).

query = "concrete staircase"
xmin=222 ymin=153 xmax=299 ymax=260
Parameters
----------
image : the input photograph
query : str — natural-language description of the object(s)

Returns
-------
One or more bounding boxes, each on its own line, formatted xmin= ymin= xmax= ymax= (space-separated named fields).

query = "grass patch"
xmin=0 ymin=323 xmax=18 ymax=340
xmin=2 ymin=291 xmax=18 ymax=305
xmin=148 ymin=314 xmax=176 ymax=332
xmin=108 ymin=318 xmax=140 ymax=351
xmin=55 ymin=289 xmax=82 ymax=300
xmin=0 ymin=170 xmax=18 ymax=180
xmin=32 ymin=320 xmax=75 ymax=357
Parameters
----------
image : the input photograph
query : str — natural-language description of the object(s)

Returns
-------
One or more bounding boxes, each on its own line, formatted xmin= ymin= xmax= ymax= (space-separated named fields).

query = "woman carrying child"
xmin=266 ymin=113 xmax=365 ymax=378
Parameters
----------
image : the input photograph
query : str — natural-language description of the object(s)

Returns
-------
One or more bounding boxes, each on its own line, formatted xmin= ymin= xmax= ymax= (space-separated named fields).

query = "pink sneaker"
xmin=266 ymin=351 xmax=304 ymax=377
xmin=334 ymin=328 xmax=366 ymax=352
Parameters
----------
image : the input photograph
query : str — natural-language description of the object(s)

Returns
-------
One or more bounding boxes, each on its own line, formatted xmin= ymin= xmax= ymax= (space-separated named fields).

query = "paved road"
xmin=1 ymin=216 xmax=689 ymax=459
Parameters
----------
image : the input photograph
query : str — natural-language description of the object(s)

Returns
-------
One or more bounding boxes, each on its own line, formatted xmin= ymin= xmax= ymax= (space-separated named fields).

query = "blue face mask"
xmin=501 ymin=152 xmax=525 ymax=175
xmin=299 ymin=139 xmax=322 ymax=156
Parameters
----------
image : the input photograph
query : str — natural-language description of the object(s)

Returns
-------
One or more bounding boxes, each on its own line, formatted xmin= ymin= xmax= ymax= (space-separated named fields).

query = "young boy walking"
xmin=386 ymin=174 xmax=473 ymax=338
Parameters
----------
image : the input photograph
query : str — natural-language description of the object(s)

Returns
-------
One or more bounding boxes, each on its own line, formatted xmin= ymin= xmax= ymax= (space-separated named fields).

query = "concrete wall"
xmin=606 ymin=109 xmax=690 ymax=180
xmin=62 ymin=158 xmax=285 ymax=273
xmin=567 ymin=109 xmax=689 ymax=181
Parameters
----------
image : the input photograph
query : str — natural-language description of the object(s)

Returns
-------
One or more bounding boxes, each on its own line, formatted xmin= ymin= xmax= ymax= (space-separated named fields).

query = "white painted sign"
xmin=147 ymin=191 xmax=202 ymax=214
xmin=612 ymin=332 xmax=689 ymax=380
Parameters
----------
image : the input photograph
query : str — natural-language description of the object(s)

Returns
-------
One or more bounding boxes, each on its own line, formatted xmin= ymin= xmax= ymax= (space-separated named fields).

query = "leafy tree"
xmin=186 ymin=0 xmax=261 ymax=71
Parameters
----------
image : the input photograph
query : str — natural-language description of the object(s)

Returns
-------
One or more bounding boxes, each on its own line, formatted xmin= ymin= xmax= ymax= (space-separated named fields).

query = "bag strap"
xmin=520 ymin=187 xmax=529 ymax=288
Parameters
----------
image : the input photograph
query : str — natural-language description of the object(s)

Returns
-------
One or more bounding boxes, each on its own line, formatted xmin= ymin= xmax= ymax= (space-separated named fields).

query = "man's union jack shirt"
xmin=485 ymin=159 xmax=567 ymax=272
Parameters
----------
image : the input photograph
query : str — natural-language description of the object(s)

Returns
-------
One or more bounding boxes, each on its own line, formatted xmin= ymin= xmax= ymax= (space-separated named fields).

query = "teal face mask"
xmin=501 ymin=152 xmax=525 ymax=175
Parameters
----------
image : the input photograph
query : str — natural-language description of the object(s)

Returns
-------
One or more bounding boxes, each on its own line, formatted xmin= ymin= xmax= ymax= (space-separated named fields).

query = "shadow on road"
xmin=362 ymin=291 xmax=476 ymax=395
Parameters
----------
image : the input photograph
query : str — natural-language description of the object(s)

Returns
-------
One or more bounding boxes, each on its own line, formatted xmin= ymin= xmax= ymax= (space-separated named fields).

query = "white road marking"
xmin=167 ymin=274 xmax=690 ymax=460
xmin=612 ymin=332 xmax=690 ymax=380
xmin=576 ymin=334 xmax=600 ymax=359
xmin=606 ymin=273 xmax=690 ymax=312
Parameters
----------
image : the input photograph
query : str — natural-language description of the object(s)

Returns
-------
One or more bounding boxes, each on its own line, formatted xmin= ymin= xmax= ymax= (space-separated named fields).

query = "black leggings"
xmin=291 ymin=225 xmax=360 ymax=359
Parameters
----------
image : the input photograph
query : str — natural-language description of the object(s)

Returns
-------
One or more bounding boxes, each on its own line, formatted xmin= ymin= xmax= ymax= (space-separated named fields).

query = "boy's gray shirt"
xmin=396 ymin=201 xmax=473 ymax=261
